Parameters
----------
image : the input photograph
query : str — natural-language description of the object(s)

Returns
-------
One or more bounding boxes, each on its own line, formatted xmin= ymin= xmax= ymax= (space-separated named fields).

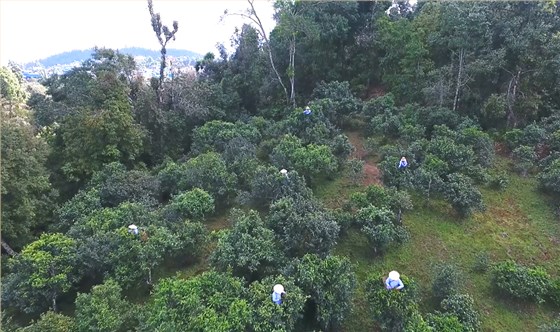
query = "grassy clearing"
xmin=316 ymin=160 xmax=560 ymax=331
xmin=313 ymin=175 xmax=362 ymax=209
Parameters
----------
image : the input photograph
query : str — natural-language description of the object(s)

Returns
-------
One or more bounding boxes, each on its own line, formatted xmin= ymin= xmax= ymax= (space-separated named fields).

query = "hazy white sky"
xmin=0 ymin=0 xmax=276 ymax=65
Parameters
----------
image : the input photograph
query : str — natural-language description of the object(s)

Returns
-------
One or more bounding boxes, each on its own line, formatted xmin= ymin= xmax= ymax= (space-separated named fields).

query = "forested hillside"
xmin=2 ymin=1 xmax=560 ymax=331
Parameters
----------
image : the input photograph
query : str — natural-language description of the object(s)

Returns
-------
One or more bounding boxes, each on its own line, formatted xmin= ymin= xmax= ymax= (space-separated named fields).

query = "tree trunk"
xmin=1 ymin=238 xmax=17 ymax=256
xmin=437 ymin=77 xmax=445 ymax=107
xmin=506 ymin=70 xmax=521 ymax=128
xmin=52 ymin=297 xmax=57 ymax=312
xmin=289 ymin=33 xmax=296 ymax=107
xmin=159 ymin=48 xmax=166 ymax=103
xmin=147 ymin=268 xmax=153 ymax=285
xmin=246 ymin=0 xmax=290 ymax=106
xmin=426 ymin=176 xmax=432 ymax=203
xmin=452 ymin=48 xmax=464 ymax=113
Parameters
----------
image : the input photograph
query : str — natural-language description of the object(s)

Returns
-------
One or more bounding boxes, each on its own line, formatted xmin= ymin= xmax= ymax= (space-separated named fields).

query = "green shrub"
xmin=183 ymin=152 xmax=238 ymax=201
xmin=242 ymin=166 xmax=313 ymax=208
xmin=442 ymin=173 xmax=485 ymax=218
xmin=18 ymin=311 xmax=75 ymax=332
xmin=286 ymin=254 xmax=356 ymax=331
xmin=539 ymin=316 xmax=560 ymax=332
xmin=362 ymin=93 xmax=396 ymax=118
xmin=210 ymin=210 xmax=283 ymax=281
xmin=345 ymin=158 xmax=365 ymax=185
xmin=268 ymin=195 xmax=339 ymax=258
xmin=190 ymin=120 xmax=261 ymax=155
xmin=503 ymin=129 xmax=523 ymax=151
xmin=472 ymin=252 xmax=491 ymax=273
xmin=365 ymin=274 xmax=420 ymax=331
xmin=441 ymin=294 xmax=481 ymax=332
xmin=246 ymin=275 xmax=307 ymax=332
xmin=548 ymin=279 xmax=560 ymax=307
xmin=538 ymin=159 xmax=560 ymax=195
xmin=404 ymin=311 xmax=432 ymax=331
xmin=330 ymin=134 xmax=354 ymax=162
xmin=357 ymin=205 xmax=409 ymax=254
xmin=144 ymin=272 xmax=251 ymax=331
xmin=491 ymin=260 xmax=551 ymax=304
xmin=75 ymin=279 xmax=137 ymax=332
xmin=332 ymin=209 xmax=354 ymax=236
xmin=488 ymin=170 xmax=509 ymax=191
xmin=432 ymin=262 xmax=464 ymax=301
xmin=426 ymin=312 xmax=464 ymax=332
xmin=164 ymin=188 xmax=214 ymax=221
xmin=513 ymin=145 xmax=536 ymax=177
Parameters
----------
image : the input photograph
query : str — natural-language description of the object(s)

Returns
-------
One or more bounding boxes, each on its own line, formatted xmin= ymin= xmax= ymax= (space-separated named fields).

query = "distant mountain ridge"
xmin=27 ymin=47 xmax=203 ymax=67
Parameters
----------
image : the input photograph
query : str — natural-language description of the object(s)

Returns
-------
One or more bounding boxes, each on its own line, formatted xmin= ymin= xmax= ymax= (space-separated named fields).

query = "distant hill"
xmin=27 ymin=47 xmax=202 ymax=67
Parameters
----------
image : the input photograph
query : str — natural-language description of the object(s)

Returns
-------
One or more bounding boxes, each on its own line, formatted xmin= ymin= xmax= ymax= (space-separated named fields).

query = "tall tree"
xmin=144 ymin=272 xmax=251 ymax=331
xmin=147 ymin=0 xmax=178 ymax=102
xmin=1 ymin=106 xmax=55 ymax=252
xmin=2 ymin=234 xmax=77 ymax=313
xmin=275 ymin=1 xmax=360 ymax=99
xmin=427 ymin=3 xmax=498 ymax=113
xmin=376 ymin=14 xmax=434 ymax=103
xmin=286 ymin=254 xmax=357 ymax=331
xmin=225 ymin=0 xmax=291 ymax=105
xmin=492 ymin=2 xmax=560 ymax=127
xmin=74 ymin=279 xmax=137 ymax=332
xmin=272 ymin=0 xmax=307 ymax=107
xmin=0 ymin=66 xmax=27 ymax=112
xmin=223 ymin=24 xmax=267 ymax=113
xmin=51 ymin=70 xmax=144 ymax=185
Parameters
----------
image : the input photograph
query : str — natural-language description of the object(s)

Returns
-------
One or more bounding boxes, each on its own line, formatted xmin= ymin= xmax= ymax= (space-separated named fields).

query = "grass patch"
xmin=314 ymin=174 xmax=362 ymax=209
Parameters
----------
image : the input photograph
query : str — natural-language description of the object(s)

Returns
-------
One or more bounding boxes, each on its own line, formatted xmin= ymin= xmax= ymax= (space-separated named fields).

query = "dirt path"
xmin=345 ymin=131 xmax=382 ymax=187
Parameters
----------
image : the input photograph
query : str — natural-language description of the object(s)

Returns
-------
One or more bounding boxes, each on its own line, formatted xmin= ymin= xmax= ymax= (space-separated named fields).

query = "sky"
xmin=0 ymin=0 xmax=276 ymax=65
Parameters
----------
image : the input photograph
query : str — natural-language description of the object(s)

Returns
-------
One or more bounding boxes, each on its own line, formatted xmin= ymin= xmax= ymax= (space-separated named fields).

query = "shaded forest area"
xmin=2 ymin=1 xmax=560 ymax=331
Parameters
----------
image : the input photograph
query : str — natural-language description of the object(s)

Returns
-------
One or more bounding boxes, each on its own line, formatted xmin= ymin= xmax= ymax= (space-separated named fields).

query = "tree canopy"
xmin=3 ymin=1 xmax=560 ymax=330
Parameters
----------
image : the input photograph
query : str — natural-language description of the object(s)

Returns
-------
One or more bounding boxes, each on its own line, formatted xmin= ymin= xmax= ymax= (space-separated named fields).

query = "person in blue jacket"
xmin=385 ymin=270 xmax=405 ymax=290
xmin=398 ymin=156 xmax=408 ymax=169
xmin=272 ymin=284 xmax=285 ymax=304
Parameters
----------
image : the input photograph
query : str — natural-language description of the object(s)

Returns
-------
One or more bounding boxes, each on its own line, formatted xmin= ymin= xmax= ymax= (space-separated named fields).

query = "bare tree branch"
xmin=147 ymin=0 xmax=179 ymax=103
xmin=224 ymin=0 xmax=290 ymax=105
xmin=1 ymin=238 xmax=18 ymax=256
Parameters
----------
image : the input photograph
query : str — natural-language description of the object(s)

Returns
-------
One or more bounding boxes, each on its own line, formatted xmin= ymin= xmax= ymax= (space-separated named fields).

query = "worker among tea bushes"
xmin=128 ymin=224 xmax=139 ymax=235
xmin=398 ymin=156 xmax=408 ymax=169
xmin=272 ymin=284 xmax=286 ymax=304
xmin=385 ymin=270 xmax=404 ymax=290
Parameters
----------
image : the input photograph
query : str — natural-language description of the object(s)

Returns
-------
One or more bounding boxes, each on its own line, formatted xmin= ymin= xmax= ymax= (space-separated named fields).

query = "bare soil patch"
xmin=346 ymin=131 xmax=381 ymax=186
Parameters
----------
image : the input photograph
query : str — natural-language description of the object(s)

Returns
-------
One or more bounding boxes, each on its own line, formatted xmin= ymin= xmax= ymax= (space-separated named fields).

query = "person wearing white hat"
xmin=128 ymin=224 xmax=139 ymax=235
xmin=398 ymin=157 xmax=408 ymax=169
xmin=385 ymin=271 xmax=404 ymax=290
xmin=271 ymin=284 xmax=285 ymax=304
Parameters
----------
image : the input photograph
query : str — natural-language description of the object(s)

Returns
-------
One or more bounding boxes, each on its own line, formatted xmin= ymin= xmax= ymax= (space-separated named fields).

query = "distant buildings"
xmin=21 ymin=55 xmax=198 ymax=81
